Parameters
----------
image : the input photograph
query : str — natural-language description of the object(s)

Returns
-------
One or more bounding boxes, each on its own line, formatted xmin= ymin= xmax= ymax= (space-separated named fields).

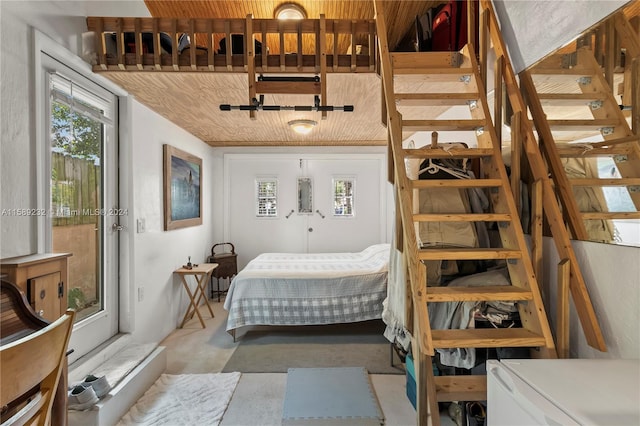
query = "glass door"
xmin=44 ymin=55 xmax=119 ymax=361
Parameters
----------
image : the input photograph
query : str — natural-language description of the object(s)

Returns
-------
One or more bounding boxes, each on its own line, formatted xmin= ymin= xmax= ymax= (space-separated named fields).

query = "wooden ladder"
xmin=521 ymin=46 xmax=640 ymax=242
xmin=374 ymin=3 xmax=556 ymax=425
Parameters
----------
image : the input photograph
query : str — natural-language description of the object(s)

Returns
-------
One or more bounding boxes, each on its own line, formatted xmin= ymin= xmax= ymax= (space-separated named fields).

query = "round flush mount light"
xmin=288 ymin=119 xmax=317 ymax=135
xmin=275 ymin=3 xmax=307 ymax=20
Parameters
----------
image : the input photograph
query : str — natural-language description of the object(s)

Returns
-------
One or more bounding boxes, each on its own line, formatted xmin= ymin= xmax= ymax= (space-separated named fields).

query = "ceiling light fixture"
xmin=288 ymin=119 xmax=317 ymax=135
xmin=275 ymin=3 xmax=307 ymax=20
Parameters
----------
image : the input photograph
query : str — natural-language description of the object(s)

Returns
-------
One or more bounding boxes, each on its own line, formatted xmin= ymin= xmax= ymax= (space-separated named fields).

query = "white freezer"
xmin=487 ymin=358 xmax=640 ymax=426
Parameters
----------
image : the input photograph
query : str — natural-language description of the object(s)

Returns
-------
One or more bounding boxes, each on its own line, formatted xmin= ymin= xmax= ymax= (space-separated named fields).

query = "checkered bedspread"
xmin=223 ymin=244 xmax=390 ymax=331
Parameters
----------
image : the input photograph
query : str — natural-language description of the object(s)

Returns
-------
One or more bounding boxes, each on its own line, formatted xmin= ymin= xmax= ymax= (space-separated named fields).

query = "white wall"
xmin=493 ymin=0 xmax=629 ymax=73
xmin=0 ymin=1 xmax=213 ymax=348
xmin=126 ymin=100 xmax=215 ymax=343
xmin=541 ymin=238 xmax=640 ymax=359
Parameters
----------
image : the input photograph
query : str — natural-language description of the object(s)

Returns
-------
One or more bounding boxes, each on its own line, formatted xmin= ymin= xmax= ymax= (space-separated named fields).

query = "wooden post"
xmin=171 ymin=19 xmax=179 ymax=71
xmin=246 ymin=15 xmax=256 ymax=120
xmin=633 ymin=58 xmax=640 ymax=134
xmin=510 ymin=111 xmax=521 ymax=215
xmin=605 ymin=18 xmax=615 ymax=90
xmin=531 ymin=180 xmax=544 ymax=297
xmin=189 ymin=20 xmax=197 ymax=71
xmin=494 ymin=55 xmax=503 ymax=149
xmin=96 ymin=18 xmax=107 ymax=70
xmin=320 ymin=15 xmax=328 ymax=120
xmin=479 ymin=9 xmax=489 ymax=91
xmin=134 ymin=18 xmax=143 ymax=70
xmin=557 ymin=259 xmax=571 ymax=359
xmin=207 ymin=20 xmax=215 ymax=71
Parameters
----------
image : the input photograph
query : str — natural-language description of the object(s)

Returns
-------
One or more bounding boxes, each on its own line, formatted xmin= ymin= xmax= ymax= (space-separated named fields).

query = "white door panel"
xmin=307 ymin=159 xmax=384 ymax=253
xmin=227 ymin=157 xmax=305 ymax=268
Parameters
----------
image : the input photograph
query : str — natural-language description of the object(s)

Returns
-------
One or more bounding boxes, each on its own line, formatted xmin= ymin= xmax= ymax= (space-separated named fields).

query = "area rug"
xmin=282 ymin=367 xmax=384 ymax=425
xmin=117 ymin=372 xmax=241 ymax=425
xmin=222 ymin=320 xmax=403 ymax=375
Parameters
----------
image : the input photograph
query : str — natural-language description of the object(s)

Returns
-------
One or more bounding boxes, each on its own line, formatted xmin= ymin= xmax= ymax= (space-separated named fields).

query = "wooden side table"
xmin=174 ymin=263 xmax=217 ymax=328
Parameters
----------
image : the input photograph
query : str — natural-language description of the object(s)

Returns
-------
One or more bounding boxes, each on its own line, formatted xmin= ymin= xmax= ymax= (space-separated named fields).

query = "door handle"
xmin=308 ymin=227 xmax=313 ymax=232
xmin=285 ymin=209 xmax=295 ymax=219
xmin=112 ymin=223 xmax=126 ymax=232
xmin=315 ymin=209 xmax=325 ymax=219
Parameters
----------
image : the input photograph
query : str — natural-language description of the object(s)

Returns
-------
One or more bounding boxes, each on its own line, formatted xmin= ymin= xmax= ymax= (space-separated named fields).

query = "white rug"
xmin=118 ymin=373 xmax=241 ymax=426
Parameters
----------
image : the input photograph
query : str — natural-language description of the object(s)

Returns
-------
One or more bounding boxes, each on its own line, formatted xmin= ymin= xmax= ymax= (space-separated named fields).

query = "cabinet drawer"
xmin=208 ymin=255 xmax=237 ymax=279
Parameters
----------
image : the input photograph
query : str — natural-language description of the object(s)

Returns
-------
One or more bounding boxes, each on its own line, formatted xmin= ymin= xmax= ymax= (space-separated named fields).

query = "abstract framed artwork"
xmin=163 ymin=144 xmax=202 ymax=230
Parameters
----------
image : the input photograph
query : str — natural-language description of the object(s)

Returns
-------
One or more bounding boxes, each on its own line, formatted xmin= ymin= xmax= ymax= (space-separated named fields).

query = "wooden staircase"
xmin=522 ymin=46 xmax=640 ymax=243
xmin=374 ymin=2 xmax=557 ymax=424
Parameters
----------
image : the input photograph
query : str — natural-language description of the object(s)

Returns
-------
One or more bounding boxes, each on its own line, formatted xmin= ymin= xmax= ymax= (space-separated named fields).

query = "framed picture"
xmin=163 ymin=144 xmax=202 ymax=230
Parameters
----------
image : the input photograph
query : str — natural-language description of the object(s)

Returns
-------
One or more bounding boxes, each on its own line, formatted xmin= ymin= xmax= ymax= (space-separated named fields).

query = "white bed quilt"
xmin=224 ymin=244 xmax=391 ymax=331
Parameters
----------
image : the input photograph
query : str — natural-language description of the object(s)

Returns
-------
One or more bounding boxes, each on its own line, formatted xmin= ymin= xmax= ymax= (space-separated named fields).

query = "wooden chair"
xmin=1 ymin=308 xmax=74 ymax=426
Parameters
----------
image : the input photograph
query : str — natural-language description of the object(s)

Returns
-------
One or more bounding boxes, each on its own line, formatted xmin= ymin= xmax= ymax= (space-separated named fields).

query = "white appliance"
xmin=487 ymin=358 xmax=640 ymax=425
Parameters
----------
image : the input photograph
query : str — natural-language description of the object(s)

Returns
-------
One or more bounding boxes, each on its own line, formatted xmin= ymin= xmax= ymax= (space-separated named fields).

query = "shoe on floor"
xmin=81 ymin=374 xmax=111 ymax=398
xmin=68 ymin=385 xmax=99 ymax=411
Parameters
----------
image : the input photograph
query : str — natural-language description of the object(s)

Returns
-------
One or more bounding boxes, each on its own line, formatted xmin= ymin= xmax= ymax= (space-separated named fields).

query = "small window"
xmin=333 ymin=178 xmax=355 ymax=216
xmin=256 ymin=178 xmax=278 ymax=217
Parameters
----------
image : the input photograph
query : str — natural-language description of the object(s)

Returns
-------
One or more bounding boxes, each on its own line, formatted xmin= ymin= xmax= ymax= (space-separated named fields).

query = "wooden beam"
xmin=557 ymin=259 xmax=571 ymax=359
xmin=254 ymin=80 xmax=321 ymax=95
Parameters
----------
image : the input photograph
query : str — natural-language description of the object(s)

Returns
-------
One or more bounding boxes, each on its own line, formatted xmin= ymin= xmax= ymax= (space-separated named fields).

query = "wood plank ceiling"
xmin=98 ymin=1 xmax=443 ymax=146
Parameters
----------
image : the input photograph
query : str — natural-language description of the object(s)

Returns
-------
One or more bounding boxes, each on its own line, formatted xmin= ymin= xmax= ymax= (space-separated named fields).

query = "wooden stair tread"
xmin=434 ymin=375 xmax=487 ymax=402
xmin=413 ymin=213 xmax=512 ymax=222
xmin=544 ymin=118 xmax=620 ymax=131
xmin=537 ymin=92 xmax=606 ymax=103
xmin=556 ymin=145 xmax=636 ymax=157
xmin=403 ymin=119 xmax=485 ymax=132
xmin=581 ymin=212 xmax=640 ymax=219
xmin=402 ymin=148 xmax=493 ymax=159
xmin=395 ymin=92 xmax=480 ymax=106
xmin=570 ymin=178 xmax=640 ymax=186
xmin=418 ymin=248 xmax=522 ymax=260
xmin=431 ymin=328 xmax=546 ymax=348
xmin=411 ymin=179 xmax=503 ymax=188
xmin=391 ymin=52 xmax=465 ymax=71
xmin=425 ymin=285 xmax=533 ymax=302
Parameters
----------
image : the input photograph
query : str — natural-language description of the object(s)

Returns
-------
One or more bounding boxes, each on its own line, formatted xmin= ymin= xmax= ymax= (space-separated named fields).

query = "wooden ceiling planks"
xmin=104 ymin=72 xmax=387 ymax=145
xmin=99 ymin=1 xmax=445 ymax=146
xmin=144 ymin=0 xmax=444 ymax=50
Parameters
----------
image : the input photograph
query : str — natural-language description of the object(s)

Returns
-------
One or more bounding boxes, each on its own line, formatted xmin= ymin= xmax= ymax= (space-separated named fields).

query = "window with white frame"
xmin=256 ymin=178 xmax=278 ymax=217
xmin=333 ymin=177 xmax=355 ymax=216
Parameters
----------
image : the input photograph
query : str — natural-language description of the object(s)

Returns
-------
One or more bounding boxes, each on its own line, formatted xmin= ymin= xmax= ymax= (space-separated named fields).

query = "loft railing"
xmin=86 ymin=16 xmax=377 ymax=73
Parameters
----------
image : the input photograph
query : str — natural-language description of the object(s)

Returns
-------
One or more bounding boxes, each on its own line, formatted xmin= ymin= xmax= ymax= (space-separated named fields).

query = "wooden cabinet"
xmin=1 ymin=253 xmax=71 ymax=322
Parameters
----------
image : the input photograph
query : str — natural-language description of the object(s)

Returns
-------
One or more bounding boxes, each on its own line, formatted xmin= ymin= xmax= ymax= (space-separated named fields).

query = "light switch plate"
xmin=137 ymin=218 xmax=146 ymax=233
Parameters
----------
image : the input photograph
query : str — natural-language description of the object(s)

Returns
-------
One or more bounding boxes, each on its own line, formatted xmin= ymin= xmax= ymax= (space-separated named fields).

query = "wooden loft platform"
xmin=86 ymin=16 xmax=377 ymax=74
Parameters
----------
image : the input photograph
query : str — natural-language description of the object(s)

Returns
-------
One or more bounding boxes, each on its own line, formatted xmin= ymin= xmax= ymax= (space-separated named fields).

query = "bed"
xmin=223 ymin=243 xmax=391 ymax=334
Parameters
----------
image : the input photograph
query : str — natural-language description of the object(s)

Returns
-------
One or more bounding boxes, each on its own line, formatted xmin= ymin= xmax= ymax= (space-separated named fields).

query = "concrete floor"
xmin=159 ymin=301 xmax=432 ymax=426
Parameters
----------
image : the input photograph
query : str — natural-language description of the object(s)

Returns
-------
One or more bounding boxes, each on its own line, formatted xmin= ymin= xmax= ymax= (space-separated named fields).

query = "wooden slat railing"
xmin=86 ymin=16 xmax=376 ymax=73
